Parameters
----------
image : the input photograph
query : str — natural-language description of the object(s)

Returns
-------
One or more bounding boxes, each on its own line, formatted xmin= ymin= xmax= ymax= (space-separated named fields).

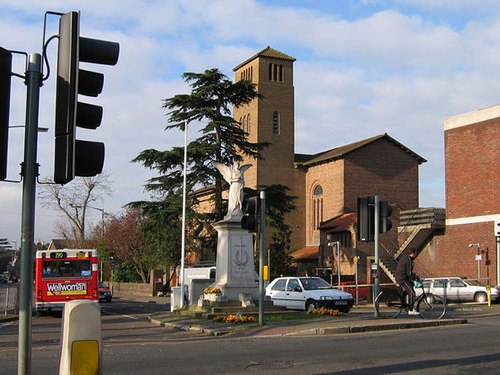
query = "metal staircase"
xmin=379 ymin=208 xmax=445 ymax=283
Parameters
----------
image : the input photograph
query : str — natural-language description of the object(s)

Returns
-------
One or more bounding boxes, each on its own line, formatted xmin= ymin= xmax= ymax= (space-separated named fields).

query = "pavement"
xmin=147 ymin=302 xmax=474 ymax=338
xmin=4 ymin=295 xmax=494 ymax=338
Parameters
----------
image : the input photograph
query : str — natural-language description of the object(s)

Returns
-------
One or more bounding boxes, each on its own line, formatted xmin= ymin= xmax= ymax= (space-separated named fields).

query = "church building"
xmin=232 ymin=47 xmax=427 ymax=283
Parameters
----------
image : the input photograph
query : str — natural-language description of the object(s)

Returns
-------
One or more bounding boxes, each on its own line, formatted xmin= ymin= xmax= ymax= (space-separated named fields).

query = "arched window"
xmin=247 ymin=113 xmax=251 ymax=133
xmin=312 ymin=185 xmax=323 ymax=230
xmin=273 ymin=111 xmax=280 ymax=135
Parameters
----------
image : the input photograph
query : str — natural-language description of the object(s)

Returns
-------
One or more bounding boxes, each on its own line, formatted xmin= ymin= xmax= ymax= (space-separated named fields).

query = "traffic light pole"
xmin=18 ymin=53 xmax=42 ymax=375
xmin=258 ymin=190 xmax=266 ymax=326
xmin=373 ymin=195 xmax=380 ymax=318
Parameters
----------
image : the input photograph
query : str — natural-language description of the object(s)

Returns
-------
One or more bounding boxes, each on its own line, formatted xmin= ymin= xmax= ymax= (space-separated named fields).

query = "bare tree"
xmin=38 ymin=173 xmax=113 ymax=243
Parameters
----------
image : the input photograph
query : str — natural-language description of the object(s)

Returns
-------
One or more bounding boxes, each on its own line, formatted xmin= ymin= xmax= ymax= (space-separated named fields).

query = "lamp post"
xmin=72 ymin=205 xmax=105 ymax=281
xmin=469 ymin=243 xmax=481 ymax=282
xmin=327 ymin=238 xmax=341 ymax=287
xmin=87 ymin=206 xmax=105 ymax=238
xmin=179 ymin=120 xmax=188 ymax=309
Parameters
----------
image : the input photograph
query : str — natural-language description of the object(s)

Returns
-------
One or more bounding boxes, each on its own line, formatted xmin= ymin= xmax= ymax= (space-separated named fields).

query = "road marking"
xmin=104 ymin=310 xmax=140 ymax=320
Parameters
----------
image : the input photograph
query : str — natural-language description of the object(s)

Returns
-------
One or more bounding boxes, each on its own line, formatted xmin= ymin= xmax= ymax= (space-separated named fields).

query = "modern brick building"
xmin=416 ymin=106 xmax=500 ymax=285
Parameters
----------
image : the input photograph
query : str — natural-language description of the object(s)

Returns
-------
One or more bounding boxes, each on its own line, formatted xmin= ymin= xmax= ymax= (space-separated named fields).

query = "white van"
xmin=418 ymin=277 xmax=499 ymax=303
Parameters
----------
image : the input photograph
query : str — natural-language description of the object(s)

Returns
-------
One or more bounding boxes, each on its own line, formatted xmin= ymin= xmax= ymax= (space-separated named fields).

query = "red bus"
xmin=35 ymin=249 xmax=99 ymax=313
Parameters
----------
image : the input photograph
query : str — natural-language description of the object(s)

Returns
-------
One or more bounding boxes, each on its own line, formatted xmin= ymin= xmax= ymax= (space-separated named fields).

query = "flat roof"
xmin=445 ymin=104 xmax=500 ymax=131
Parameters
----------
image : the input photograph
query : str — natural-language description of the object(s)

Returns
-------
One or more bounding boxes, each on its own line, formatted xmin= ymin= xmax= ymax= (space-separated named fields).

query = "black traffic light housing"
xmin=54 ymin=11 xmax=119 ymax=184
xmin=0 ymin=47 xmax=12 ymax=181
xmin=241 ymin=196 xmax=258 ymax=232
xmin=379 ymin=200 xmax=393 ymax=233
xmin=357 ymin=196 xmax=374 ymax=242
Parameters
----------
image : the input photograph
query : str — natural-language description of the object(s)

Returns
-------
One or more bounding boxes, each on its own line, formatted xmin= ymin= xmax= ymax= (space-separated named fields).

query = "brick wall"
xmin=419 ymin=222 xmax=497 ymax=284
xmin=445 ymin=118 xmax=500 ymax=219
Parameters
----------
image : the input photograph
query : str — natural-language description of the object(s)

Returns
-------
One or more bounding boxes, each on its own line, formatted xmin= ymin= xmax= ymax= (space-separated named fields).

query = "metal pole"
xmin=355 ymin=259 xmax=359 ymax=306
xmin=258 ymin=190 xmax=265 ymax=326
xmin=18 ymin=53 xmax=42 ymax=375
xmin=477 ymin=245 xmax=481 ymax=282
xmin=336 ymin=242 xmax=341 ymax=287
xmin=373 ymin=195 xmax=380 ymax=318
xmin=497 ymin=237 xmax=500 ymax=286
xmin=179 ymin=120 xmax=188 ymax=308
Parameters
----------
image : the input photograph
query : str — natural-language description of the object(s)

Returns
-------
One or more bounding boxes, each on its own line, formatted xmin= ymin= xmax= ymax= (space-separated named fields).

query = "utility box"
xmin=182 ymin=266 xmax=216 ymax=305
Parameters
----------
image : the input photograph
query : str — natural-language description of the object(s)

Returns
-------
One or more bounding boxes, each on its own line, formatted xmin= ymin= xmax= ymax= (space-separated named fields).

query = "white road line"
xmin=104 ymin=310 xmax=140 ymax=320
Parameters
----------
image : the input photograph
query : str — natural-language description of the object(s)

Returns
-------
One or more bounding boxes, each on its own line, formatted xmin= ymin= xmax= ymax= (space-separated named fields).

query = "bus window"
xmin=41 ymin=259 xmax=92 ymax=279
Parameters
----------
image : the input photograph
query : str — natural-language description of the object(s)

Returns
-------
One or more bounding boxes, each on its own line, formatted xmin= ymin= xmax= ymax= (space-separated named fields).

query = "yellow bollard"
xmin=486 ymin=285 xmax=491 ymax=307
xmin=59 ymin=300 xmax=102 ymax=375
xmin=263 ymin=265 xmax=269 ymax=281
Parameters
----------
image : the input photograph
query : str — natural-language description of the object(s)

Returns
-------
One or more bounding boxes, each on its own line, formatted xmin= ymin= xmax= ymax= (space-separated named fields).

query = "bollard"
xmin=59 ymin=300 xmax=102 ymax=375
xmin=486 ymin=285 xmax=491 ymax=307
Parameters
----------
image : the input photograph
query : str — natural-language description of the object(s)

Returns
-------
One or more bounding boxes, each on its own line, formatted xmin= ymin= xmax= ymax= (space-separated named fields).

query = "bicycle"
xmin=375 ymin=280 xmax=447 ymax=320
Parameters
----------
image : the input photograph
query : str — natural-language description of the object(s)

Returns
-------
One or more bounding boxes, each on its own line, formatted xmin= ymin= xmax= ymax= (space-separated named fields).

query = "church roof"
xmin=319 ymin=213 xmax=357 ymax=232
xmin=233 ymin=46 xmax=296 ymax=71
xmin=289 ymin=246 xmax=319 ymax=261
xmin=294 ymin=133 xmax=427 ymax=167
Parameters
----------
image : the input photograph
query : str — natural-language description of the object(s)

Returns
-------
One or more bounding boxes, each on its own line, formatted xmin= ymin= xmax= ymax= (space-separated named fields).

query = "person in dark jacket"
xmin=396 ymin=248 xmax=418 ymax=315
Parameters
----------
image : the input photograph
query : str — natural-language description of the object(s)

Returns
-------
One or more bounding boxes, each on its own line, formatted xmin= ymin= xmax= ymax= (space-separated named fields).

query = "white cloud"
xmin=1 ymin=0 xmax=500 ymax=243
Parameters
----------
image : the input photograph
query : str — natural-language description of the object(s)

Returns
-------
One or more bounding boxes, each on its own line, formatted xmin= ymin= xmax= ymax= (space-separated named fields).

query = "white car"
xmin=265 ymin=276 xmax=354 ymax=312
xmin=417 ymin=277 xmax=499 ymax=303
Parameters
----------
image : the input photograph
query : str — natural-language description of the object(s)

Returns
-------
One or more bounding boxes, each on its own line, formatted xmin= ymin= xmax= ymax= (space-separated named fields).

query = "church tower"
xmin=233 ymin=47 xmax=296 ymax=190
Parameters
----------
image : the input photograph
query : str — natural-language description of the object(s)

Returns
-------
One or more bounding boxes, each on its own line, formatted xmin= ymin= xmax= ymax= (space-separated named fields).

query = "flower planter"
xmin=204 ymin=293 xmax=223 ymax=302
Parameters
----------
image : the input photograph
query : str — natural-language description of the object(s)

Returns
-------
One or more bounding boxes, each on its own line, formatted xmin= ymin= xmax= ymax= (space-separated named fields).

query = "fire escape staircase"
xmin=379 ymin=208 xmax=445 ymax=283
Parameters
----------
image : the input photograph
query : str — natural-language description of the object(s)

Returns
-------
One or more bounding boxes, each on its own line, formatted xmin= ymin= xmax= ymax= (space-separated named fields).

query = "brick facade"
xmin=422 ymin=106 xmax=500 ymax=284
xmin=232 ymin=47 xmax=425 ymax=283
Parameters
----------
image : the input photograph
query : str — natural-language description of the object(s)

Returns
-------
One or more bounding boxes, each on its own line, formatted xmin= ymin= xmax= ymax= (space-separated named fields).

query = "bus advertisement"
xmin=35 ymin=249 xmax=99 ymax=313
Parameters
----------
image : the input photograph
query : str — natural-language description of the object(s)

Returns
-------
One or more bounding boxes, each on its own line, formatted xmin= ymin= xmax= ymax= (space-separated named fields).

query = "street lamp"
xmin=87 ymin=206 xmax=105 ymax=238
xmin=71 ymin=204 xmax=105 ymax=239
xmin=469 ymin=243 xmax=481 ymax=282
xmin=327 ymin=235 xmax=341 ymax=287
xmin=179 ymin=120 xmax=188 ymax=309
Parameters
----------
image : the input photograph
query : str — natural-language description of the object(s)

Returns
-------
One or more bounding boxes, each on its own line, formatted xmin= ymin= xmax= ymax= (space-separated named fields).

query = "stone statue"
xmin=213 ymin=160 xmax=252 ymax=219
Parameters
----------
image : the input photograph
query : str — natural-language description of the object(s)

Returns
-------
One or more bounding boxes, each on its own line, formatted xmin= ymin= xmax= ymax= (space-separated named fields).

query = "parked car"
xmin=416 ymin=277 xmax=499 ymax=303
xmin=265 ymin=276 xmax=354 ymax=312
xmin=98 ymin=282 xmax=112 ymax=303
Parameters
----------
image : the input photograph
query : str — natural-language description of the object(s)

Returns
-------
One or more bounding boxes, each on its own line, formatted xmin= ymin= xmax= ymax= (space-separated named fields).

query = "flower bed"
xmin=203 ymin=287 xmax=221 ymax=294
xmin=308 ymin=307 xmax=342 ymax=316
xmin=212 ymin=314 xmax=256 ymax=324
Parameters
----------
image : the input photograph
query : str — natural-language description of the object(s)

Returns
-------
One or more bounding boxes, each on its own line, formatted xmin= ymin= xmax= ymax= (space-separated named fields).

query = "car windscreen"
xmin=300 ymin=277 xmax=333 ymax=290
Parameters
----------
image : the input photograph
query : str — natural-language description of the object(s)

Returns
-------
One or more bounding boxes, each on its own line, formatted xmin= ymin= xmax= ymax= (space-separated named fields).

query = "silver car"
xmin=417 ymin=277 xmax=499 ymax=303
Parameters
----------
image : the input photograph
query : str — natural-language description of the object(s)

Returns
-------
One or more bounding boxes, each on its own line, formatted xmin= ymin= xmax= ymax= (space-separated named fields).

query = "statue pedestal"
xmin=211 ymin=219 xmax=259 ymax=302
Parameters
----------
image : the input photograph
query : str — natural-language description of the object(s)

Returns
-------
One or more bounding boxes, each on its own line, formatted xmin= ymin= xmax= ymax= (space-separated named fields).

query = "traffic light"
xmin=495 ymin=220 xmax=500 ymax=237
xmin=357 ymin=196 xmax=374 ymax=242
xmin=0 ymin=47 xmax=12 ymax=181
xmin=54 ymin=11 xmax=119 ymax=184
xmin=241 ymin=196 xmax=258 ymax=232
xmin=379 ymin=200 xmax=393 ymax=233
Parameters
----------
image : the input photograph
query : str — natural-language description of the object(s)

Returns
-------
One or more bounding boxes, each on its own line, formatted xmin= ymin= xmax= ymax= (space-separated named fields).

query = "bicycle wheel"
xmin=375 ymin=289 xmax=403 ymax=318
xmin=417 ymin=293 xmax=446 ymax=320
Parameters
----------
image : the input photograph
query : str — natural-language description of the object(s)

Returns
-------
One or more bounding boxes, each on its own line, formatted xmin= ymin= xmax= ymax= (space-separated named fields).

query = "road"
xmin=1 ymin=300 xmax=500 ymax=374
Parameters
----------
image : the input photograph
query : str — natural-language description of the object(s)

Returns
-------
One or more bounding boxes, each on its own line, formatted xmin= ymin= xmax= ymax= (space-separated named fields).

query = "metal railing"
xmin=1 ymin=283 xmax=19 ymax=316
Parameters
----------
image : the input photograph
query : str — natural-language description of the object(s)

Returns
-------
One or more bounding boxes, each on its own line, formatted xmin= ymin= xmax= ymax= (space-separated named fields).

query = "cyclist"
xmin=396 ymin=248 xmax=419 ymax=315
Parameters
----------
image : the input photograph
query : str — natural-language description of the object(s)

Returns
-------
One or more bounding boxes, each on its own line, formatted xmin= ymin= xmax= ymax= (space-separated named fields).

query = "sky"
xmin=2 ymin=0 xmax=500 ymax=246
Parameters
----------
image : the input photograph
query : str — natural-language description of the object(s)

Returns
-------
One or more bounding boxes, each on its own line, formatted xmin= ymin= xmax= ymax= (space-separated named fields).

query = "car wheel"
xmin=474 ymin=292 xmax=487 ymax=303
xmin=305 ymin=299 xmax=317 ymax=312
